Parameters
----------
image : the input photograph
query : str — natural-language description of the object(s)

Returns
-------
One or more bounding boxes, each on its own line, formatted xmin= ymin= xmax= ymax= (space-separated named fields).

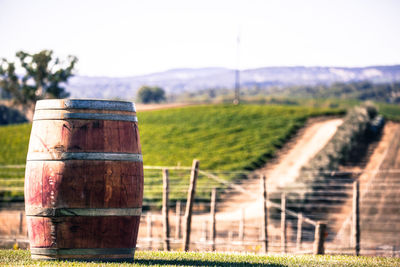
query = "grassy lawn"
xmin=1 ymin=250 xmax=399 ymax=266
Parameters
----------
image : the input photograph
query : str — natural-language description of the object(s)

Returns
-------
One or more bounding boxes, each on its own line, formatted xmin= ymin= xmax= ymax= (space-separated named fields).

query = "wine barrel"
xmin=24 ymin=99 xmax=143 ymax=262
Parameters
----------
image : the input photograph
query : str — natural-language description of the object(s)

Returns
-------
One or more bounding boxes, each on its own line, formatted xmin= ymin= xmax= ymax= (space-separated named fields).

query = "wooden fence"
xmin=137 ymin=159 xmax=366 ymax=256
xmin=136 ymin=161 xmax=400 ymax=256
xmin=0 ymin=162 xmax=399 ymax=256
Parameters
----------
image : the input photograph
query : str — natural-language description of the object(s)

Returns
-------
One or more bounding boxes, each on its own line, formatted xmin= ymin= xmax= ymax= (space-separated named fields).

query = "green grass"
xmin=138 ymin=104 xmax=342 ymax=204
xmin=0 ymin=123 xmax=31 ymax=165
xmin=1 ymin=250 xmax=399 ymax=266
xmin=0 ymin=104 xmax=343 ymax=203
xmin=0 ymin=178 xmax=24 ymax=187
xmin=377 ymin=103 xmax=400 ymax=121
xmin=138 ymin=104 xmax=342 ymax=170
xmin=0 ymin=104 xmax=344 ymax=170
xmin=0 ymin=167 xmax=25 ymax=178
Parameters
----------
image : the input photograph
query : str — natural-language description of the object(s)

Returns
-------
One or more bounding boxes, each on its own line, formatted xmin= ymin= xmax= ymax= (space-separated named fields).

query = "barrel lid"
xmin=35 ymin=99 xmax=136 ymax=112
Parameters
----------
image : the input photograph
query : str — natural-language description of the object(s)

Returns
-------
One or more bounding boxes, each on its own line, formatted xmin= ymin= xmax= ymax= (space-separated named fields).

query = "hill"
xmin=0 ymin=105 xmax=342 ymax=169
xmin=265 ymin=81 xmax=400 ymax=104
xmin=138 ymin=105 xmax=342 ymax=170
xmin=63 ymin=65 xmax=400 ymax=99
xmin=0 ymin=104 xmax=343 ymax=202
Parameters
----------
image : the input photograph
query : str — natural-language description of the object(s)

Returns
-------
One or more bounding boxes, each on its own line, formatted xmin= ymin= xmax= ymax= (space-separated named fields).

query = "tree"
xmin=137 ymin=86 xmax=166 ymax=103
xmin=0 ymin=50 xmax=78 ymax=112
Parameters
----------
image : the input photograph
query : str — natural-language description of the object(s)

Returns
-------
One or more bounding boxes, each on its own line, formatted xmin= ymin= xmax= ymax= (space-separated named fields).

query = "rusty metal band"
xmin=35 ymin=99 xmax=136 ymax=112
xmin=26 ymin=207 xmax=142 ymax=217
xmin=33 ymin=112 xmax=138 ymax=122
xmin=30 ymin=248 xmax=135 ymax=256
xmin=27 ymin=152 xmax=143 ymax=162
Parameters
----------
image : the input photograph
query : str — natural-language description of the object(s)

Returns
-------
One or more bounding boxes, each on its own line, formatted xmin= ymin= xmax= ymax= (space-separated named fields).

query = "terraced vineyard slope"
xmin=0 ymin=104 xmax=343 ymax=203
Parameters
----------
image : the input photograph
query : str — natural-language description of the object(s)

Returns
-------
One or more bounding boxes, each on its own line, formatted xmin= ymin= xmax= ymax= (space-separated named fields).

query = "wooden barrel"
xmin=24 ymin=99 xmax=143 ymax=262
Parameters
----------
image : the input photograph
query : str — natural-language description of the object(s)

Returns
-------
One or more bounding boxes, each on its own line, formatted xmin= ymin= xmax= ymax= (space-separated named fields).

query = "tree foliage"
xmin=137 ymin=86 xmax=166 ymax=103
xmin=0 ymin=50 xmax=78 ymax=110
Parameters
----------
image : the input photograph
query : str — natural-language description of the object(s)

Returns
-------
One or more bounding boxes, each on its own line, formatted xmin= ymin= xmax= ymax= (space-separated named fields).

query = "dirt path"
xmin=214 ymin=118 xmax=344 ymax=221
xmin=135 ymin=103 xmax=190 ymax=111
xmin=261 ymin=118 xmax=343 ymax=191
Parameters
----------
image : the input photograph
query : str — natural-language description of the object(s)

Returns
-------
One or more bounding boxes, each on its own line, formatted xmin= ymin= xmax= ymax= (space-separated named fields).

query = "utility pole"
xmin=233 ymin=30 xmax=240 ymax=105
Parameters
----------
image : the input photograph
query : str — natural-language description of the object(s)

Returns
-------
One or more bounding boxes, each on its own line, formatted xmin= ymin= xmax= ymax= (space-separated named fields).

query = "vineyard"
xmin=1 ymin=103 xmax=399 ymax=258
xmin=0 ymin=104 xmax=343 ymax=203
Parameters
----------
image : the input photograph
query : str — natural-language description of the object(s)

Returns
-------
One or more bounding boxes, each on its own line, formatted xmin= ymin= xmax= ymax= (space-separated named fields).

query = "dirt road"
xmin=135 ymin=103 xmax=190 ymax=111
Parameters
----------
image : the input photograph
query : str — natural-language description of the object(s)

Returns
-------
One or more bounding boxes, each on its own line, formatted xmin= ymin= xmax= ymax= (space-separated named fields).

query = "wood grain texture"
xmin=28 ymin=119 xmax=141 ymax=154
xmin=26 ymin=217 xmax=54 ymax=247
xmin=27 ymin=216 xmax=140 ymax=248
xmin=25 ymin=161 xmax=143 ymax=208
xmin=25 ymin=100 xmax=143 ymax=260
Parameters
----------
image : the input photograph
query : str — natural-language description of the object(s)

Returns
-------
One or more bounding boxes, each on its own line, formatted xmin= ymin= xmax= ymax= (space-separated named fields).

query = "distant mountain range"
xmin=65 ymin=65 xmax=400 ymax=99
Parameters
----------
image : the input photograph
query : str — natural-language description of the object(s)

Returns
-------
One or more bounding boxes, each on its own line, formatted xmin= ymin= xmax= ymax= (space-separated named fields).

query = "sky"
xmin=1 ymin=0 xmax=399 ymax=77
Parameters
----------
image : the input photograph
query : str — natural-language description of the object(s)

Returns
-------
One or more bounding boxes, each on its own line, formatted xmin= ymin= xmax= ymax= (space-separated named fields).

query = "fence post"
xmin=147 ymin=213 xmax=153 ymax=250
xmin=261 ymin=175 xmax=268 ymax=253
xmin=296 ymin=213 xmax=303 ymax=251
xmin=175 ymin=200 xmax=182 ymax=240
xmin=201 ymin=220 xmax=208 ymax=242
xmin=313 ymin=222 xmax=327 ymax=255
xmin=239 ymin=208 xmax=245 ymax=242
xmin=281 ymin=192 xmax=287 ymax=253
xmin=210 ymin=187 xmax=217 ymax=251
xmin=183 ymin=159 xmax=199 ymax=251
xmin=228 ymin=231 xmax=233 ymax=242
xmin=352 ymin=180 xmax=360 ymax=256
xmin=19 ymin=212 xmax=24 ymax=235
xmin=162 ymin=168 xmax=170 ymax=251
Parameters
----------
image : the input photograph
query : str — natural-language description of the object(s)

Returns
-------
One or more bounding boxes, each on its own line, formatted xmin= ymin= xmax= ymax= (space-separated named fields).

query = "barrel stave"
xmin=25 ymin=161 xmax=143 ymax=208
xmin=28 ymin=120 xmax=141 ymax=154
xmin=25 ymin=99 xmax=143 ymax=261
xmin=27 ymin=216 xmax=140 ymax=248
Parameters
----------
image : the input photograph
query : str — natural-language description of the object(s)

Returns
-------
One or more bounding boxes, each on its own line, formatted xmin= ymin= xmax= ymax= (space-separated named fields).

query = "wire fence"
xmin=0 ymin=164 xmax=399 ymax=256
xmin=135 ymin=164 xmax=400 ymax=256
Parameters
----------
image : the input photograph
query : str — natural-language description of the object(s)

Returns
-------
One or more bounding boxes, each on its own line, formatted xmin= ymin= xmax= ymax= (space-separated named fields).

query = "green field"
xmin=138 ymin=105 xmax=342 ymax=170
xmin=377 ymin=103 xmax=400 ymax=121
xmin=0 ymin=123 xmax=31 ymax=166
xmin=1 ymin=250 xmax=399 ymax=267
xmin=0 ymin=102 xmax=398 ymax=203
xmin=1 ymin=104 xmax=344 ymax=203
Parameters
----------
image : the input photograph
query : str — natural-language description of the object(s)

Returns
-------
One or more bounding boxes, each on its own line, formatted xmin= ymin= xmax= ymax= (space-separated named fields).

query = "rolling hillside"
xmin=0 ymin=105 xmax=342 ymax=169
xmin=0 ymin=104 xmax=343 ymax=202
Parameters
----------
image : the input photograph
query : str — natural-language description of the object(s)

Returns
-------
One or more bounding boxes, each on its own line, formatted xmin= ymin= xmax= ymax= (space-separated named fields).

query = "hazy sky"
xmin=1 ymin=0 xmax=399 ymax=77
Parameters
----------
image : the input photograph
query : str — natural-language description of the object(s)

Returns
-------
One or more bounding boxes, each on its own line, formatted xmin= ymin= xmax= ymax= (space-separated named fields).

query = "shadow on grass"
xmin=134 ymin=259 xmax=286 ymax=266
